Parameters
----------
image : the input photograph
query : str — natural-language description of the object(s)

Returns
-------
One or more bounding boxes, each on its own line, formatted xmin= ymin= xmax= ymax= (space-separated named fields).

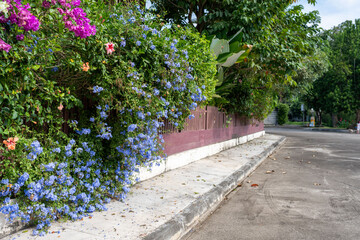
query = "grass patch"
xmin=285 ymin=121 xmax=309 ymax=126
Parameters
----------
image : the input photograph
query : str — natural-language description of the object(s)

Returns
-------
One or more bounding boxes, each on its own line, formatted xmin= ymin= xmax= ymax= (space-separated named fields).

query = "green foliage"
xmin=0 ymin=1 xmax=216 ymax=235
xmin=151 ymin=0 xmax=322 ymax=120
xmin=277 ymin=103 xmax=290 ymax=125
xmin=288 ymin=98 xmax=303 ymax=121
xmin=304 ymin=19 xmax=360 ymax=125
xmin=336 ymin=118 xmax=351 ymax=129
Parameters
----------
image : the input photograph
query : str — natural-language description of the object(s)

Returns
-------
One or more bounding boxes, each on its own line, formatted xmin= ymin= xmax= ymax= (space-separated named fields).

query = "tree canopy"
xmin=305 ymin=19 xmax=360 ymax=125
xmin=151 ymin=0 xmax=322 ymax=120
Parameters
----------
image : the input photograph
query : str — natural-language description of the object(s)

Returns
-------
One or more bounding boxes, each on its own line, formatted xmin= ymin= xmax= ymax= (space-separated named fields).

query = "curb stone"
xmin=143 ymin=136 xmax=286 ymax=240
xmin=311 ymin=128 xmax=348 ymax=133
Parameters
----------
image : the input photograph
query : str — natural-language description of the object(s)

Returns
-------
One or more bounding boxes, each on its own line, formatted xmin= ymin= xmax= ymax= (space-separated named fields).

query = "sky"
xmin=296 ymin=0 xmax=360 ymax=29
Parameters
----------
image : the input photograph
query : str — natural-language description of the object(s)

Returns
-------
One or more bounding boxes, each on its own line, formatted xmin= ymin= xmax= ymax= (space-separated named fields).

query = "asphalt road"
xmin=185 ymin=128 xmax=360 ymax=240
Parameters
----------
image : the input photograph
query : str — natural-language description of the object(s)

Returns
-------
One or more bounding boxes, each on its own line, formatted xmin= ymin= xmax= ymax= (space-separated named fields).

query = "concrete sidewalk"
xmin=3 ymin=134 xmax=285 ymax=240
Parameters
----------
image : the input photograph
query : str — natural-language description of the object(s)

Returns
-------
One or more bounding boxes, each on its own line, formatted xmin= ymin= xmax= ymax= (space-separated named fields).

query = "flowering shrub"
xmin=0 ymin=1 xmax=216 ymax=236
xmin=336 ymin=118 xmax=351 ymax=129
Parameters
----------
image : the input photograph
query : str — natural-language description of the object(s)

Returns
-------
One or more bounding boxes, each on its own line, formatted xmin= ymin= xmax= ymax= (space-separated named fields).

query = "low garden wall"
xmin=163 ymin=106 xmax=264 ymax=155
xmin=135 ymin=106 xmax=265 ymax=181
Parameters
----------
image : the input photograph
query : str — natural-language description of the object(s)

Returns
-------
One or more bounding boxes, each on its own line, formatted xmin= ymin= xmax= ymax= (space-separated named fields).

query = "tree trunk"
xmin=331 ymin=113 xmax=338 ymax=127
xmin=356 ymin=109 xmax=360 ymax=123
xmin=316 ymin=111 xmax=322 ymax=126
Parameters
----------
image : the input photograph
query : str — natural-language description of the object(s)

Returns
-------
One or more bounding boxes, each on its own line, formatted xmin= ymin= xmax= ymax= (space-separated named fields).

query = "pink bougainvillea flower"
xmin=0 ymin=38 xmax=12 ymax=52
xmin=3 ymin=137 xmax=19 ymax=150
xmin=104 ymin=42 xmax=115 ymax=55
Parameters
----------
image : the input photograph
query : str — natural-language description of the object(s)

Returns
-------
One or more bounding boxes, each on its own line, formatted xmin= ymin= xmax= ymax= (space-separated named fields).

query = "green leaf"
xmin=220 ymin=50 xmax=246 ymax=67
xmin=229 ymin=41 xmax=242 ymax=53
xmin=32 ymin=65 xmax=40 ymax=71
xmin=229 ymin=28 xmax=244 ymax=43
xmin=212 ymin=94 xmax=222 ymax=98
xmin=11 ymin=111 xmax=18 ymax=120
xmin=216 ymin=66 xmax=224 ymax=85
xmin=217 ymin=52 xmax=232 ymax=63
xmin=210 ymin=38 xmax=230 ymax=57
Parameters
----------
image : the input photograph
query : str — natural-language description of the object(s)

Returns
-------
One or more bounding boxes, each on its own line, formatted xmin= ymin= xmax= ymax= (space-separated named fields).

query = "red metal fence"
xmin=160 ymin=106 xmax=253 ymax=134
xmin=162 ymin=106 xmax=264 ymax=155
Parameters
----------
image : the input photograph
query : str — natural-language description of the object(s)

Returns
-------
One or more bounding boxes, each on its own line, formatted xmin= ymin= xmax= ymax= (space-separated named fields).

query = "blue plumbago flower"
xmin=58 ymin=162 xmax=67 ymax=170
xmin=127 ymin=124 xmax=137 ymax=132
xmin=150 ymin=45 xmax=155 ymax=50
xmin=100 ymin=111 xmax=108 ymax=119
xmin=186 ymin=73 xmax=194 ymax=80
xmin=43 ymin=162 xmax=56 ymax=172
xmin=81 ymin=128 xmax=91 ymax=135
xmin=165 ymin=82 xmax=171 ymax=89
xmin=137 ymin=111 xmax=145 ymax=120
xmin=90 ymin=117 xmax=95 ymax=122
xmin=27 ymin=141 xmax=43 ymax=161
xmin=153 ymin=88 xmax=159 ymax=95
xmin=1 ymin=179 xmax=9 ymax=185
xmin=120 ymin=37 xmax=126 ymax=47
xmin=52 ymin=147 xmax=61 ymax=153
xmin=96 ymin=124 xmax=112 ymax=140
xmin=69 ymin=139 xmax=76 ymax=145
xmin=65 ymin=144 xmax=72 ymax=151
xmin=51 ymin=67 xmax=59 ymax=72
xmin=136 ymin=40 xmax=141 ymax=46
xmin=65 ymin=150 xmax=73 ymax=157
xmin=45 ymin=176 xmax=56 ymax=186
xmin=93 ymin=86 xmax=104 ymax=94
xmin=3 ymin=197 xmax=10 ymax=204
xmin=190 ymin=102 xmax=198 ymax=110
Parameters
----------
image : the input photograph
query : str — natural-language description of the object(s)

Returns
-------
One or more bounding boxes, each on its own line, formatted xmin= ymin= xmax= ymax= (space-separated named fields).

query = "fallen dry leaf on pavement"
xmin=282 ymin=171 xmax=287 ymax=174
xmin=285 ymin=156 xmax=291 ymax=159
xmin=266 ymin=170 xmax=275 ymax=174
xmin=313 ymin=183 xmax=321 ymax=186
xmin=251 ymin=184 xmax=259 ymax=187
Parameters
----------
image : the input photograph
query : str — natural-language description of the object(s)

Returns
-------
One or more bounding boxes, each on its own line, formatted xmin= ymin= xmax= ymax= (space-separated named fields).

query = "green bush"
xmin=0 ymin=1 xmax=216 ymax=236
xmin=277 ymin=103 xmax=289 ymax=125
